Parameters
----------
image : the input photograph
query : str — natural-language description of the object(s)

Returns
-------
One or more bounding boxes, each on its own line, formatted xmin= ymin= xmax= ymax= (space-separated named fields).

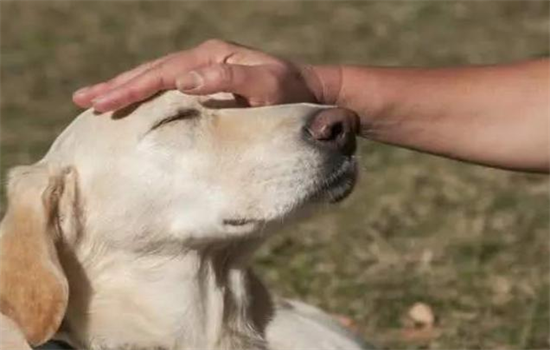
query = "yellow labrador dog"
xmin=0 ymin=91 xmax=367 ymax=350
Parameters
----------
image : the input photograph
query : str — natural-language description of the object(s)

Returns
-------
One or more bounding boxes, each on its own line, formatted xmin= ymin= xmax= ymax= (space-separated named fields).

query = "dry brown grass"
xmin=1 ymin=2 xmax=549 ymax=349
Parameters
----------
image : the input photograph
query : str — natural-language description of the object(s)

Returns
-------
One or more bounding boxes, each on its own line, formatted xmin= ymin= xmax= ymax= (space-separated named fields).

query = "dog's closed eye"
xmin=222 ymin=218 xmax=254 ymax=226
xmin=222 ymin=218 xmax=261 ymax=233
xmin=150 ymin=108 xmax=200 ymax=131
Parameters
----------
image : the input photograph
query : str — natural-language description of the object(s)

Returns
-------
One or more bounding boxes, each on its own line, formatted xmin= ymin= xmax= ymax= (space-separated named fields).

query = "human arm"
xmin=73 ymin=40 xmax=549 ymax=173
xmin=312 ymin=60 xmax=550 ymax=172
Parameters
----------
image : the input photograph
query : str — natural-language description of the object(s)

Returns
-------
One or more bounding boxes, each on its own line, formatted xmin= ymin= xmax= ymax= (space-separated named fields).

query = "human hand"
xmin=73 ymin=40 xmax=337 ymax=112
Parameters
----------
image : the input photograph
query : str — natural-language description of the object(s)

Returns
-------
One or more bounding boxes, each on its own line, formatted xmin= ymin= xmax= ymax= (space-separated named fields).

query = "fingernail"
xmin=176 ymin=71 xmax=203 ymax=91
xmin=74 ymin=86 xmax=90 ymax=96
xmin=91 ymin=96 xmax=111 ymax=112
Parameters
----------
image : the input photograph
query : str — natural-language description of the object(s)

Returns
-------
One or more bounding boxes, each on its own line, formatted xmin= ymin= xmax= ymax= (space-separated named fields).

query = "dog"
xmin=0 ymin=91 xmax=368 ymax=350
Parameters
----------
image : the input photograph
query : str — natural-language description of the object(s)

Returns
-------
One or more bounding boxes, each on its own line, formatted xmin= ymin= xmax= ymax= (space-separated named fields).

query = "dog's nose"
xmin=305 ymin=108 xmax=359 ymax=156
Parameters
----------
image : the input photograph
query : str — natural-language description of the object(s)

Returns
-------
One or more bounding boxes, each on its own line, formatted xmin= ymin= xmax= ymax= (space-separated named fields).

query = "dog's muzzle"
xmin=303 ymin=107 xmax=359 ymax=203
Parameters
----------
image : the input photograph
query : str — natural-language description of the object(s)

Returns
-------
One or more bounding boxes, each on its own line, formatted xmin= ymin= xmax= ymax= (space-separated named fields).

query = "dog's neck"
xmin=60 ymin=235 xmax=273 ymax=350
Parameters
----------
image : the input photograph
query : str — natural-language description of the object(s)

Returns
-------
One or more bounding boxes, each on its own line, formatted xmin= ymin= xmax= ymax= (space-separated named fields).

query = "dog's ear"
xmin=0 ymin=164 xmax=77 ymax=346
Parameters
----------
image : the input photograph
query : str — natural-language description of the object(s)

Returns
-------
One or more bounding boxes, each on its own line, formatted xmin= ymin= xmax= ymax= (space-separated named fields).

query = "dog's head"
xmin=0 ymin=91 xmax=358 ymax=346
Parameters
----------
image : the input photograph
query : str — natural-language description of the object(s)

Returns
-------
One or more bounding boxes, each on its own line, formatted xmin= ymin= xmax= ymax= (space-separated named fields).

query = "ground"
xmin=1 ymin=2 xmax=548 ymax=349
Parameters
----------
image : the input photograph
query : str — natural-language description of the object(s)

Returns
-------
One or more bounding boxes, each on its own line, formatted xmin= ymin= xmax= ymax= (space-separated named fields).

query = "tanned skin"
xmin=73 ymin=40 xmax=549 ymax=173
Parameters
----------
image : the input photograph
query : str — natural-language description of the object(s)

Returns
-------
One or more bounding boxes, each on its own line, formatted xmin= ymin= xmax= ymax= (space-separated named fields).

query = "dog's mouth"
xmin=313 ymin=157 xmax=357 ymax=203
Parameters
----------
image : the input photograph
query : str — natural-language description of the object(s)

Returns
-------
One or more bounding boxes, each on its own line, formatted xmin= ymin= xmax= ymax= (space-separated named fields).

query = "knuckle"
xmin=156 ymin=64 xmax=172 ymax=88
xmin=124 ymin=88 xmax=141 ymax=102
xmin=211 ymin=64 xmax=233 ymax=86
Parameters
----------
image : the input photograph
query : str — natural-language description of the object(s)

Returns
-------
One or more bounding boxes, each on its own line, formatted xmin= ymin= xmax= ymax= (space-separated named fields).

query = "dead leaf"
xmin=407 ymin=302 xmax=435 ymax=328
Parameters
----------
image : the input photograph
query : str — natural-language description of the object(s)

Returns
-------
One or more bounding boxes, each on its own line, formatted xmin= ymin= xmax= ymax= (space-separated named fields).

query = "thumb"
xmin=176 ymin=64 xmax=276 ymax=103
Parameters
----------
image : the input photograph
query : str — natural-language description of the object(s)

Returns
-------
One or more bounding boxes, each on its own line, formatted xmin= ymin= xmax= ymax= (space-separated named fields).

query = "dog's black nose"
xmin=304 ymin=108 xmax=358 ymax=156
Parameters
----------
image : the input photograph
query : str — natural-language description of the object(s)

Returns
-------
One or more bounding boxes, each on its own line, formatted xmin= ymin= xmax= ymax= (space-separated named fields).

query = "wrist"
xmin=301 ymin=65 xmax=343 ymax=105
xmin=336 ymin=66 xmax=399 ymax=135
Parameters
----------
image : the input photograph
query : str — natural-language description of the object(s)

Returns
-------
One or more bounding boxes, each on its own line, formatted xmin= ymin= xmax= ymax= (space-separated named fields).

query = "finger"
xmin=109 ymin=54 xmax=178 ymax=87
xmin=176 ymin=64 xmax=278 ymax=106
xmin=72 ymin=81 xmax=112 ymax=108
xmin=72 ymin=55 xmax=173 ymax=108
xmin=91 ymin=67 xmax=170 ymax=112
xmin=91 ymin=46 xmax=226 ymax=112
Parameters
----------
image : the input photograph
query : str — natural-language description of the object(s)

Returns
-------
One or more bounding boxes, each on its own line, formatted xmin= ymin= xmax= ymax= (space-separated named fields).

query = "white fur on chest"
xmin=61 ymin=245 xmax=267 ymax=350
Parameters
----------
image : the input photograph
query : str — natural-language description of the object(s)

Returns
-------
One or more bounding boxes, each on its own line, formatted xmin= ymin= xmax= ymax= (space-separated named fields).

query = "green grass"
xmin=1 ymin=2 xmax=548 ymax=349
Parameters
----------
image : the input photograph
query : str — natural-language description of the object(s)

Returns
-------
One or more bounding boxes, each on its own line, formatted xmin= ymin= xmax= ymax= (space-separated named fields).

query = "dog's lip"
xmin=313 ymin=157 xmax=357 ymax=203
xmin=323 ymin=161 xmax=357 ymax=203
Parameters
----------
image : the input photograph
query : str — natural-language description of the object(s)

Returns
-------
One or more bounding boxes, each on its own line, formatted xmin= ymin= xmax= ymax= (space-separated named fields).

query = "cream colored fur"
xmin=0 ymin=92 xmax=366 ymax=350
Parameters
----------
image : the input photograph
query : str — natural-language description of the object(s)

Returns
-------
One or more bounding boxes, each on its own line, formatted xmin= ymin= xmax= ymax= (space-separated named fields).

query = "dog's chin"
xmin=314 ymin=158 xmax=357 ymax=204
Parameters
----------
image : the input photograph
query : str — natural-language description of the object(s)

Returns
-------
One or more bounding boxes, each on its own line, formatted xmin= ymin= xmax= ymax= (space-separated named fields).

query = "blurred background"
xmin=1 ymin=2 xmax=548 ymax=349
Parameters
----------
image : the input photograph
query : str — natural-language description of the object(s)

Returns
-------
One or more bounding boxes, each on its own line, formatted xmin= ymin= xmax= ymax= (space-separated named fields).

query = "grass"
xmin=1 ymin=1 xmax=549 ymax=349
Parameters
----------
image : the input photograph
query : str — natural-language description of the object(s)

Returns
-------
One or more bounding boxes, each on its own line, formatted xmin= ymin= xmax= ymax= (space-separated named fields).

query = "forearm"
xmin=311 ymin=60 xmax=550 ymax=173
